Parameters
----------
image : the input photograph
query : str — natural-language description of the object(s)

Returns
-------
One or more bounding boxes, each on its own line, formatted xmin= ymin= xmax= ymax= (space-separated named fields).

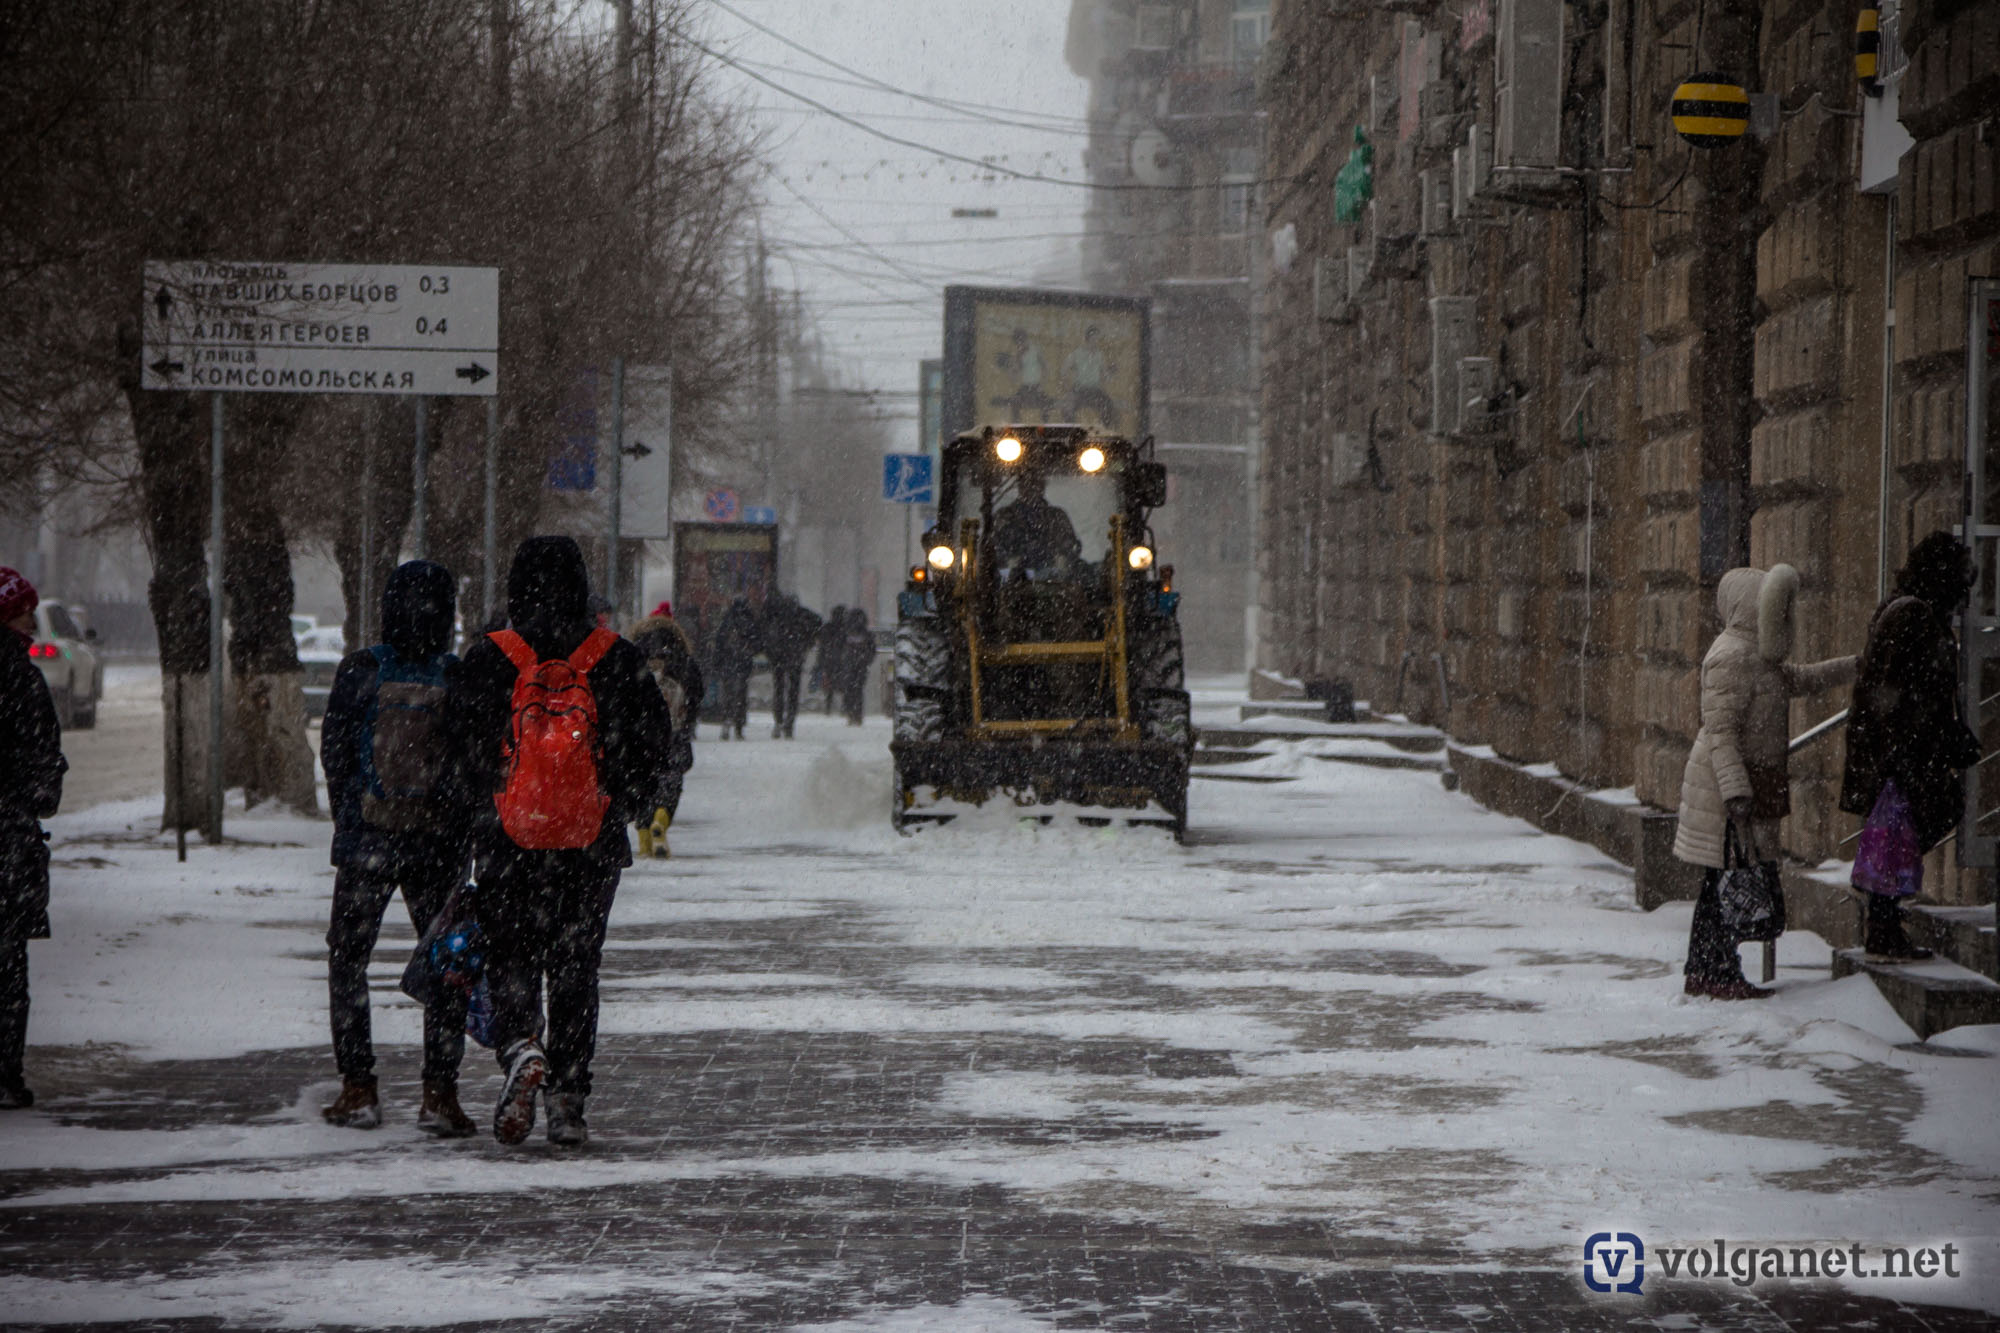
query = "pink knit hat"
xmin=0 ymin=567 xmax=36 ymax=626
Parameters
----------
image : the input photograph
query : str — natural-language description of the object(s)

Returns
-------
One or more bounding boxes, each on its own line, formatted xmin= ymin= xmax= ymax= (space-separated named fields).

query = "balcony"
xmin=1165 ymin=64 xmax=1258 ymax=125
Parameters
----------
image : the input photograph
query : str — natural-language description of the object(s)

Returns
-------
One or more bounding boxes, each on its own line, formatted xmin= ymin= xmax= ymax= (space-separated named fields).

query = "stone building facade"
xmin=1066 ymin=0 xmax=1270 ymax=672
xmin=1257 ymin=0 xmax=1998 ymax=901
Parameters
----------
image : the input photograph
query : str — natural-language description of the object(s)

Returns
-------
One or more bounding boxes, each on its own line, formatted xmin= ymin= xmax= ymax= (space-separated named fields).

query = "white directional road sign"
xmin=141 ymin=260 xmax=499 ymax=396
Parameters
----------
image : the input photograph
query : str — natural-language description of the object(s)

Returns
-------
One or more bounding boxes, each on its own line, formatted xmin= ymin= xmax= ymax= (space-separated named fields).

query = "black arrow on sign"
xmin=154 ymin=286 xmax=173 ymax=321
xmin=149 ymin=357 xmax=184 ymax=379
xmin=455 ymin=362 xmax=490 ymax=384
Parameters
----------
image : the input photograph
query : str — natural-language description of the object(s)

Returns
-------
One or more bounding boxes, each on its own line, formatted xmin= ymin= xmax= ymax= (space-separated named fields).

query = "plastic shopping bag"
xmin=1852 ymin=780 xmax=1924 ymax=899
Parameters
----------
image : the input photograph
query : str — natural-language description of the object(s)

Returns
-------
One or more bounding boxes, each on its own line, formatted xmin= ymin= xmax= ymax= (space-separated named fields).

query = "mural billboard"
xmin=942 ymin=286 xmax=1149 ymax=439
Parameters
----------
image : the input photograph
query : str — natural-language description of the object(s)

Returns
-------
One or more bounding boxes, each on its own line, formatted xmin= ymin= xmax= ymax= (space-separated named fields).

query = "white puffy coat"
xmin=1672 ymin=565 xmax=1857 ymax=868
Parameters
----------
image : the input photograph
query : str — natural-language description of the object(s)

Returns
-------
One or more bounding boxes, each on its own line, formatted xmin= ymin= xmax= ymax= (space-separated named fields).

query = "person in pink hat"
xmin=0 ymin=567 xmax=66 ymax=1108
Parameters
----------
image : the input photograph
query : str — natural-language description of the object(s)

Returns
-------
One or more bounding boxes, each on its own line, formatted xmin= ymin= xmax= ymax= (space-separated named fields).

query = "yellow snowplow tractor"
xmin=891 ymin=424 xmax=1193 ymax=839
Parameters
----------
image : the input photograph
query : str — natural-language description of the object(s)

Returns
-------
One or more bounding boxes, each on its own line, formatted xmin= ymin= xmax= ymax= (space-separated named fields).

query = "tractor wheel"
xmin=1130 ymin=618 xmax=1192 ymax=750
xmin=893 ymin=620 xmax=950 ymax=744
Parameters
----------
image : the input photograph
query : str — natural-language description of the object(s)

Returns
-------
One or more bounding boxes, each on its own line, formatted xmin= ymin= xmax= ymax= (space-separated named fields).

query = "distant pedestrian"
xmin=761 ymin=592 xmax=822 ymax=739
xmin=815 ymin=605 xmax=848 ymax=713
xmin=0 ymin=568 xmax=65 ymax=1110
xmin=1673 ymin=564 xmax=1857 ymax=999
xmin=630 ymin=600 xmax=704 ymax=858
xmin=711 ymin=594 xmax=762 ymax=741
xmin=318 ymin=560 xmax=473 ymax=1135
xmin=837 ymin=607 xmax=873 ymax=725
xmin=1841 ymin=532 xmax=1982 ymax=961
xmin=444 ymin=537 xmax=671 ymax=1146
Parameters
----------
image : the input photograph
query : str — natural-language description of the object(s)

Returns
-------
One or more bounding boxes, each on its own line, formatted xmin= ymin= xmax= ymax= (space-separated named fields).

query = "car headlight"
xmin=927 ymin=544 xmax=956 ymax=571
xmin=1078 ymin=445 xmax=1105 ymax=473
xmin=1128 ymin=545 xmax=1154 ymax=571
xmin=995 ymin=435 xmax=1023 ymax=462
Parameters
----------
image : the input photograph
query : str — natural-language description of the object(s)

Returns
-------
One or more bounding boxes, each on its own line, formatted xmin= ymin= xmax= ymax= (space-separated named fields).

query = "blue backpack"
xmin=357 ymin=645 xmax=454 ymax=831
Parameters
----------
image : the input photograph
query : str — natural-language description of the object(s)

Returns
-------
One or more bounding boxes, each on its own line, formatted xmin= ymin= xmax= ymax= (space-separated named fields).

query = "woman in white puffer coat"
xmin=1673 ymin=564 xmax=1857 ymax=999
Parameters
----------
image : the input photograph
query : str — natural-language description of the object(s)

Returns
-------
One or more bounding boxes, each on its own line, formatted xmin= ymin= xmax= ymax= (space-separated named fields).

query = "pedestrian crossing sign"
xmin=883 ymin=453 xmax=934 ymax=504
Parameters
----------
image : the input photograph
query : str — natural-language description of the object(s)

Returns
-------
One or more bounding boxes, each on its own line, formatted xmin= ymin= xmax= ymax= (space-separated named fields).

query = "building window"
xmin=1219 ymin=179 xmax=1254 ymax=235
xmin=1231 ymin=5 xmax=1270 ymax=66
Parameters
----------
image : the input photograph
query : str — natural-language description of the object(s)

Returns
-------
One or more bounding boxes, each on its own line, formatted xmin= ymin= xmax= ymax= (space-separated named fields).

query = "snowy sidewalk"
xmin=1 ymin=712 xmax=1996 ymax=1329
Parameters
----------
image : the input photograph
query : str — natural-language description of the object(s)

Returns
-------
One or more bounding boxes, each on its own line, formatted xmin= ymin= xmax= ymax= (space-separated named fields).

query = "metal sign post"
xmin=207 ymin=392 xmax=225 ymax=844
xmin=483 ymin=397 xmax=499 ymax=627
xmin=143 ymin=258 xmax=500 ymax=845
xmin=411 ymin=396 xmax=429 ymax=559
xmin=607 ymin=357 xmax=625 ymax=615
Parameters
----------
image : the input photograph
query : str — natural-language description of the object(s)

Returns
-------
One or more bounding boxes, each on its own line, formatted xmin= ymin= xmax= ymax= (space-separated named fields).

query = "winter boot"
xmin=546 ymin=1092 xmax=589 ymax=1147
xmin=493 ymin=1040 xmax=548 ymax=1146
xmin=0 ymin=1078 xmax=33 ymax=1110
xmin=322 ymin=1076 xmax=381 ymax=1128
xmin=1684 ymin=974 xmax=1772 ymax=1001
xmin=417 ymin=1080 xmax=477 ymax=1139
xmin=648 ymin=809 xmax=671 ymax=860
xmin=1864 ymin=903 xmax=1934 ymax=962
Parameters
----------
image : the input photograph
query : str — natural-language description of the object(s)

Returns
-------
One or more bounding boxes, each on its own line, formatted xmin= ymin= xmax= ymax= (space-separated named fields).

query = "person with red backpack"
xmin=318 ymin=561 xmax=474 ymax=1134
xmin=444 ymin=536 xmax=671 ymax=1147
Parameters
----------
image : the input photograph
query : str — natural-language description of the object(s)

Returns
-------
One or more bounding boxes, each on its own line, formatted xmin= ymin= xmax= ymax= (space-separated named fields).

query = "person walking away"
xmin=815 ymin=605 xmax=847 ymax=713
xmin=711 ymin=594 xmax=761 ymax=740
xmin=0 ymin=569 xmax=65 ymax=1109
xmin=762 ymin=593 xmax=822 ymax=739
xmin=1840 ymin=532 xmax=1982 ymax=961
xmin=318 ymin=560 xmax=475 ymax=1135
xmin=1673 ymin=564 xmax=1857 ymax=999
xmin=445 ymin=536 xmax=670 ymax=1146
xmin=838 ymin=607 xmax=874 ymax=725
xmin=629 ymin=601 xmax=703 ymax=858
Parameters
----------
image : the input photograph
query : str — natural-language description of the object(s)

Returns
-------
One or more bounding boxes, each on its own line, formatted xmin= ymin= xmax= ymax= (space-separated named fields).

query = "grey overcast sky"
xmin=695 ymin=0 xmax=1092 ymax=448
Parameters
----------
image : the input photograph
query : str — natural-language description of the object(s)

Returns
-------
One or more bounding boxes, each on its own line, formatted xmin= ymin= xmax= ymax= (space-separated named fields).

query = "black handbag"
xmin=1716 ymin=824 xmax=1785 ymax=943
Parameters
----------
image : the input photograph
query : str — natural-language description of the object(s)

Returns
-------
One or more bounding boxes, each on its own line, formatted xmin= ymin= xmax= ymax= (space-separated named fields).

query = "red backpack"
xmin=490 ymin=627 xmax=617 ymax=849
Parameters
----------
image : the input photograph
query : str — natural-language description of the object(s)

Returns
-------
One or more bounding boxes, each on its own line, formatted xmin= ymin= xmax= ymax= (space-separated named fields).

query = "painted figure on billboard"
xmin=967 ymin=297 xmax=1143 ymax=435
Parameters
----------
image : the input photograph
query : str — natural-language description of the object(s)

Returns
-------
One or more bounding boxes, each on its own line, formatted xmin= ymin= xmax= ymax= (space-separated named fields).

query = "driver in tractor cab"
xmin=989 ymin=470 xmax=1082 ymax=579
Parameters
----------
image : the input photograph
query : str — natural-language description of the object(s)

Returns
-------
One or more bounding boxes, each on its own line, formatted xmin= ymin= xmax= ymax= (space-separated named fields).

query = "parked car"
xmin=297 ymin=626 xmax=345 ymax=720
xmin=29 ymin=601 xmax=103 ymax=730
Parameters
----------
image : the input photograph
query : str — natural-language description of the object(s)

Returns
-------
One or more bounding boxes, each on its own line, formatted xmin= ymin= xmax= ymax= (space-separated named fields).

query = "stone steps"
xmin=1830 ymin=949 xmax=2000 ymax=1041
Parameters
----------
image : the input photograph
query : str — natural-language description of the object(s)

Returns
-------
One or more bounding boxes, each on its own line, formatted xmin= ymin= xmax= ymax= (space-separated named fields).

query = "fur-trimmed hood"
xmin=1714 ymin=564 xmax=1798 ymax=663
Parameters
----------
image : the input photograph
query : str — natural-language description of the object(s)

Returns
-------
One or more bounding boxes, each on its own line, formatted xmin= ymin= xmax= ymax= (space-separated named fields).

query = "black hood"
xmin=506 ymin=535 xmax=592 ymax=658
xmin=1895 ymin=531 xmax=1974 ymax=612
xmin=381 ymin=560 xmax=456 ymax=661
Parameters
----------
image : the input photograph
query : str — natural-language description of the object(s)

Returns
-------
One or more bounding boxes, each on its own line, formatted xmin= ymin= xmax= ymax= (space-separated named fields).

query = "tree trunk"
xmin=224 ymin=404 xmax=318 ymax=815
xmin=123 ymin=360 xmax=218 ymax=835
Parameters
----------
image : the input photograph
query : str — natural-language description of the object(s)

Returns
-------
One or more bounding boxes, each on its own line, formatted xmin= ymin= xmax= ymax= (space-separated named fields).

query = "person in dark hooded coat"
xmin=443 ymin=536 xmax=672 ymax=1147
xmin=1840 ymin=531 xmax=1982 ymax=961
xmin=318 ymin=560 xmax=473 ymax=1135
xmin=814 ymin=605 xmax=847 ymax=713
xmin=0 ymin=568 xmax=65 ymax=1110
xmin=760 ymin=592 xmax=821 ymax=739
xmin=710 ymin=594 xmax=762 ymax=740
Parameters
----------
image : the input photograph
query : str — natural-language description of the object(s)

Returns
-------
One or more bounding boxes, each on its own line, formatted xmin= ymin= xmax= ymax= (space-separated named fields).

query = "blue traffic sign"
xmin=883 ymin=453 xmax=934 ymax=504
xmin=743 ymin=505 xmax=778 ymax=525
xmin=703 ymin=488 xmax=739 ymax=521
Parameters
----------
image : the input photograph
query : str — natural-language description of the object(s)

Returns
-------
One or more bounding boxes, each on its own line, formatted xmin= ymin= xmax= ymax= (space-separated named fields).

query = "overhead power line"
xmin=711 ymin=2 xmax=1100 ymax=135
xmin=683 ymin=25 xmax=1298 ymax=194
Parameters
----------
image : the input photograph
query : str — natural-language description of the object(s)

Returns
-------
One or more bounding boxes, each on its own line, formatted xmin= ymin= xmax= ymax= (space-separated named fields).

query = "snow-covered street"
xmin=2 ymin=701 xmax=1997 ymax=1330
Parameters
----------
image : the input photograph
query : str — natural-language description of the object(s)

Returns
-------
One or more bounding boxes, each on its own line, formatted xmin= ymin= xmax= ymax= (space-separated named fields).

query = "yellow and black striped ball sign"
xmin=1856 ymin=7 xmax=1882 ymax=96
xmin=1671 ymin=73 xmax=1750 ymax=147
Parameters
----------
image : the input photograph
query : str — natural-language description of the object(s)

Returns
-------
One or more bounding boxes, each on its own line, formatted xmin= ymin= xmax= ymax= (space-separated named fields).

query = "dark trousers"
xmin=719 ymin=669 xmax=750 ymax=735
xmin=1684 ymin=865 xmax=1771 ymax=983
xmin=0 ymin=935 xmax=26 ymax=1087
xmin=771 ymin=660 xmax=804 ymax=734
xmin=839 ymin=671 xmax=867 ymax=724
xmin=328 ymin=860 xmax=467 ymax=1086
xmin=477 ymin=855 xmax=619 ymax=1098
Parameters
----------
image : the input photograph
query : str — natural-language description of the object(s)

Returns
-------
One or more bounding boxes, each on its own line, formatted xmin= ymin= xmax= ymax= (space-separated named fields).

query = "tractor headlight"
xmin=1128 ymin=545 xmax=1154 ymax=571
xmin=994 ymin=435 xmax=1023 ymax=462
xmin=927 ymin=544 xmax=956 ymax=571
xmin=1078 ymin=445 xmax=1105 ymax=473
